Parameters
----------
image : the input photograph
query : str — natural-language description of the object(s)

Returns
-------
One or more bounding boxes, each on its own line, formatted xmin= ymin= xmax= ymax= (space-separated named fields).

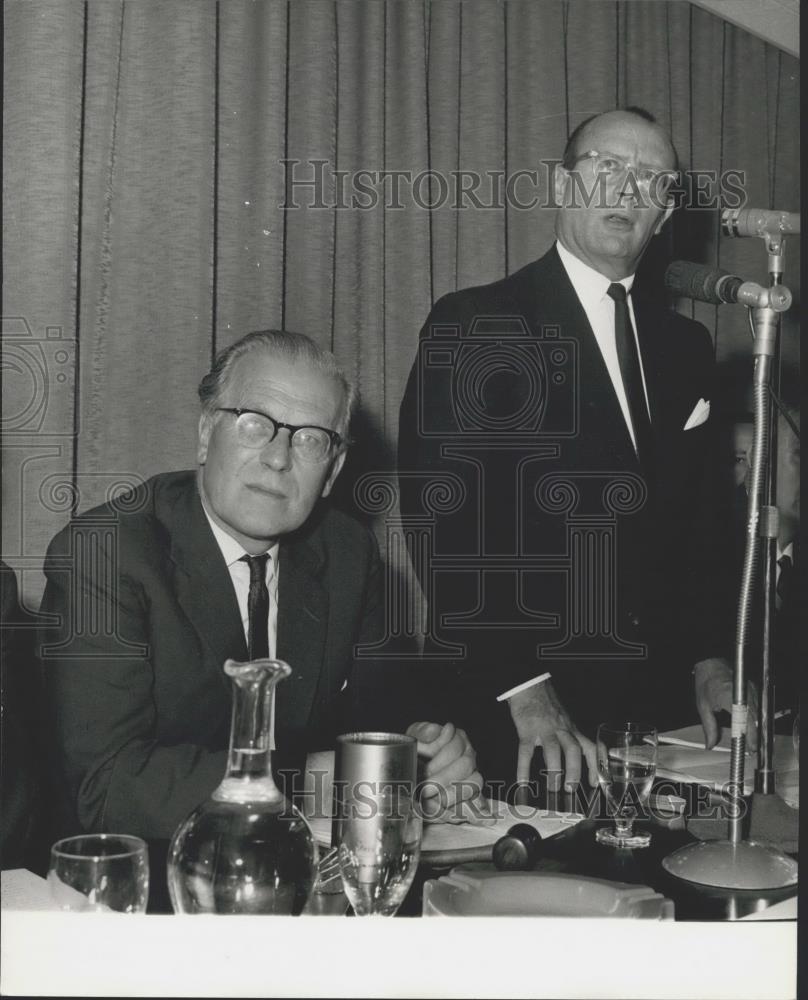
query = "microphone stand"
xmin=756 ymin=234 xmax=786 ymax=796
xmin=662 ymin=250 xmax=798 ymax=890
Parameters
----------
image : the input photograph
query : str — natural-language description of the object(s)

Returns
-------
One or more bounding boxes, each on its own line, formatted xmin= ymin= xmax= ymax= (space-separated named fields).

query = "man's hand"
xmin=406 ymin=721 xmax=494 ymax=825
xmin=694 ymin=657 xmax=758 ymax=752
xmin=508 ymin=681 xmax=597 ymax=791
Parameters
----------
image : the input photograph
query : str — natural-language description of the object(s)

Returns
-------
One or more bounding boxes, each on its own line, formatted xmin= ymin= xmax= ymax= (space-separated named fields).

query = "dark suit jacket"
xmin=1 ymin=561 xmax=49 ymax=872
xmin=39 ymin=471 xmax=388 ymax=842
xmin=773 ymin=543 xmax=800 ymax=710
xmin=398 ymin=246 xmax=732 ymax=778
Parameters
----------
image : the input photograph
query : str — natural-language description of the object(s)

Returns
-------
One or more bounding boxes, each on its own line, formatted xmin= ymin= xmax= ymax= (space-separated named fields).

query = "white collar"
xmin=201 ymin=499 xmax=278 ymax=570
xmin=556 ymin=240 xmax=635 ymax=308
xmin=778 ymin=541 xmax=794 ymax=564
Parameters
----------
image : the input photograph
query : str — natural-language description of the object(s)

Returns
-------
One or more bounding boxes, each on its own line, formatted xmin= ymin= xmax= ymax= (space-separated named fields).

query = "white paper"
xmin=307 ymin=798 xmax=583 ymax=851
xmin=656 ymin=735 xmax=798 ymax=793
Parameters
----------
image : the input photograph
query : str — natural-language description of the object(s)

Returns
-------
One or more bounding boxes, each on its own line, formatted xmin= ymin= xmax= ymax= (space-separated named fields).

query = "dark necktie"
xmin=240 ymin=553 xmax=270 ymax=660
xmin=607 ymin=283 xmax=653 ymax=467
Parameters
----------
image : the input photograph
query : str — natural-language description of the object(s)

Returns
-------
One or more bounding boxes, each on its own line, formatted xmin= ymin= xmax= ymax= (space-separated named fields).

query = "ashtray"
xmin=422 ymin=867 xmax=675 ymax=918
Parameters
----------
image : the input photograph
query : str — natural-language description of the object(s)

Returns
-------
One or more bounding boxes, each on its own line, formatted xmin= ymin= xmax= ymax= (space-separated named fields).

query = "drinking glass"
xmin=332 ymin=731 xmax=421 ymax=916
xmin=337 ymin=787 xmax=423 ymax=916
xmin=595 ymin=722 xmax=657 ymax=849
xmin=780 ymin=711 xmax=799 ymax=809
xmin=48 ymin=834 xmax=149 ymax=912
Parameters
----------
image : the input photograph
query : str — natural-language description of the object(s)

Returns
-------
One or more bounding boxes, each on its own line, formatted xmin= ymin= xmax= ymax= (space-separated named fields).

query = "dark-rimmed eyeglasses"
xmin=575 ymin=150 xmax=678 ymax=196
xmin=217 ymin=408 xmax=343 ymax=463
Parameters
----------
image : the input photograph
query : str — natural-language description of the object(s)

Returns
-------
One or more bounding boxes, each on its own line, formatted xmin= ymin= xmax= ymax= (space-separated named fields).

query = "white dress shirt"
xmin=202 ymin=506 xmax=279 ymax=749
xmin=556 ymin=240 xmax=651 ymax=451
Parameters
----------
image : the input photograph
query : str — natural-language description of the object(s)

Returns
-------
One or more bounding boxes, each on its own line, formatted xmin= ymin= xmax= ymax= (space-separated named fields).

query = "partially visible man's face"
xmin=737 ymin=416 xmax=799 ymax=548
xmin=733 ymin=422 xmax=754 ymax=489
xmin=197 ymin=350 xmax=346 ymax=553
xmin=554 ymin=111 xmax=676 ymax=280
xmin=776 ymin=419 xmax=800 ymax=547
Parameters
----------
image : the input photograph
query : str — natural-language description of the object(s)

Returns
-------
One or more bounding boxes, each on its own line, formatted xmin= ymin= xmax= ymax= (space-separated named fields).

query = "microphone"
xmin=722 ymin=208 xmax=799 ymax=238
xmin=664 ymin=260 xmax=792 ymax=311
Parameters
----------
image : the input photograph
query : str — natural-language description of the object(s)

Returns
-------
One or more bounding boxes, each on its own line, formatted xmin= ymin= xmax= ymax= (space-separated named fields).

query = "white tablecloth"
xmin=1 ymin=870 xmax=797 ymax=998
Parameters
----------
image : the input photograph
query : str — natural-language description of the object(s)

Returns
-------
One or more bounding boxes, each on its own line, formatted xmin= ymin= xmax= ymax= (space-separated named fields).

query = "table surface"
xmin=1 ymin=907 xmax=797 ymax=1000
xmin=405 ymin=814 xmax=798 ymax=920
xmin=4 ymin=804 xmax=797 ymax=922
xmin=2 ymin=784 xmax=797 ymax=997
xmin=2 ymin=804 xmax=798 ymax=1000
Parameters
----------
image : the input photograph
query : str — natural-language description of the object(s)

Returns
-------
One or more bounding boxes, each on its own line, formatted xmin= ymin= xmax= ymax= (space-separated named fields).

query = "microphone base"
xmin=661 ymin=839 xmax=798 ymax=890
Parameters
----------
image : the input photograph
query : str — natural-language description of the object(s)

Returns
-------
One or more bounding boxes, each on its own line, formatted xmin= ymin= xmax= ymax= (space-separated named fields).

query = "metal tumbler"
xmin=331 ymin=731 xmax=417 ymax=847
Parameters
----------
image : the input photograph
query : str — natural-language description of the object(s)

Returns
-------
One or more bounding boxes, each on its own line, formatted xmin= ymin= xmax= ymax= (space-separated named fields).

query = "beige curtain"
xmin=3 ymin=0 xmax=800 ymax=607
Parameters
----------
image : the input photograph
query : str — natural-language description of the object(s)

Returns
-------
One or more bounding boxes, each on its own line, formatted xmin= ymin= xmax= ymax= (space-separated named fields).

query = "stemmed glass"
xmin=595 ymin=722 xmax=657 ymax=849
xmin=780 ymin=711 xmax=799 ymax=809
xmin=336 ymin=786 xmax=423 ymax=916
xmin=48 ymin=834 xmax=149 ymax=912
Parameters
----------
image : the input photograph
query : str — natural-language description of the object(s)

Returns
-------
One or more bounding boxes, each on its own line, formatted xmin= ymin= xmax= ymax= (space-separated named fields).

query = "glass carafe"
xmin=167 ymin=658 xmax=316 ymax=914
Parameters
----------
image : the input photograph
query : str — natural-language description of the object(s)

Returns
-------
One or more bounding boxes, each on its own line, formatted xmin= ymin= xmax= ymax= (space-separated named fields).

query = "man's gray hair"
xmin=198 ymin=330 xmax=358 ymax=440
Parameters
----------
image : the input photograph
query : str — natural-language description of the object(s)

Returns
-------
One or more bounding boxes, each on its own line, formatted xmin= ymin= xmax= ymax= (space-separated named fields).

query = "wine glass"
xmin=48 ymin=834 xmax=149 ymax=912
xmin=595 ymin=722 xmax=657 ymax=849
xmin=337 ymin=787 xmax=423 ymax=916
xmin=780 ymin=711 xmax=799 ymax=809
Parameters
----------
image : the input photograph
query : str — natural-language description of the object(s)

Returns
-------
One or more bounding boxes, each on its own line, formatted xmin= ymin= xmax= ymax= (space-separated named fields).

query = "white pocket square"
xmin=683 ymin=398 xmax=710 ymax=430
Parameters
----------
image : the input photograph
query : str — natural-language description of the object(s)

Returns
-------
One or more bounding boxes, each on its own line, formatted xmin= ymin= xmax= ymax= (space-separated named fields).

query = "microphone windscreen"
xmin=664 ymin=260 xmax=729 ymax=305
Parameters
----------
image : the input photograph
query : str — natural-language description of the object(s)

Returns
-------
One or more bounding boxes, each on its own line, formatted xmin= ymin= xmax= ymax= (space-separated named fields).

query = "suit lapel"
xmin=275 ymin=524 xmax=329 ymax=732
xmin=524 ymin=248 xmax=639 ymax=468
xmin=631 ymin=292 xmax=698 ymax=455
xmin=631 ymin=293 xmax=664 ymax=443
xmin=166 ymin=477 xmax=247 ymax=693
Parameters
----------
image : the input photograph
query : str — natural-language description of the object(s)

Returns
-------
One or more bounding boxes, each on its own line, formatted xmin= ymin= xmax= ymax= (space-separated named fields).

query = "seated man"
xmin=39 ymin=330 xmax=485 ymax=847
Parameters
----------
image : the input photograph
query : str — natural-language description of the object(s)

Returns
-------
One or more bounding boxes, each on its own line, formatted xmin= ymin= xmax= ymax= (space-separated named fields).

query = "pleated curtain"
xmin=2 ymin=0 xmax=800 ymax=606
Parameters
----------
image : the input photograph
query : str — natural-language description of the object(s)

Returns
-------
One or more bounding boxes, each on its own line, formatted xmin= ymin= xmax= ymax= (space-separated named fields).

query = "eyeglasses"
xmin=575 ymin=150 xmax=678 ymax=196
xmin=217 ymin=407 xmax=343 ymax=463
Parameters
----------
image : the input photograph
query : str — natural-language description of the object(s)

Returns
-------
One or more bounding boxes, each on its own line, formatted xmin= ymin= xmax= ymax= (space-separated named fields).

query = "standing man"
xmin=399 ymin=109 xmax=740 ymax=792
xmin=40 ymin=330 xmax=484 ymax=845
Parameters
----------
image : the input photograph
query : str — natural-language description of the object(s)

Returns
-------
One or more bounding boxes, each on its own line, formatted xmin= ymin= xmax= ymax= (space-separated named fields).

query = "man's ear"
xmin=320 ymin=449 xmax=347 ymax=498
xmin=197 ymin=412 xmax=212 ymax=465
xmin=655 ymin=201 xmax=675 ymax=235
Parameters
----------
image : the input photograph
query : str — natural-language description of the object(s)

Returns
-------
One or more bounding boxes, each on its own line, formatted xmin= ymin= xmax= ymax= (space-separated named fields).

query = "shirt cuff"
xmin=496 ymin=672 xmax=552 ymax=702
